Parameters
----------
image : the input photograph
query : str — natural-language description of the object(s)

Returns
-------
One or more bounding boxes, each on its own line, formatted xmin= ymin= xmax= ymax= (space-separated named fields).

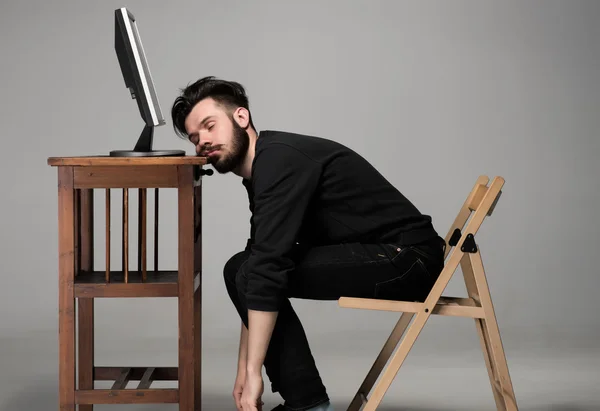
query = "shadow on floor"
xmin=1 ymin=380 xmax=596 ymax=411
xmin=329 ymin=403 xmax=600 ymax=411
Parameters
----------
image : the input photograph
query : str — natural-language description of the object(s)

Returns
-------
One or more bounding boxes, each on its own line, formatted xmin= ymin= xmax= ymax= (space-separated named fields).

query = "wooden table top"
xmin=47 ymin=156 xmax=208 ymax=167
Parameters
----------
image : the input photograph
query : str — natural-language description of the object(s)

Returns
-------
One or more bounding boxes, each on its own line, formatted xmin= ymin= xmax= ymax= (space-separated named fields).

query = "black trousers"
xmin=223 ymin=235 xmax=446 ymax=411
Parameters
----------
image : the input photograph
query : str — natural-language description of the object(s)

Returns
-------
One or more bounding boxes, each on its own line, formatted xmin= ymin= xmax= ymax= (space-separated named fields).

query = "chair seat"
xmin=338 ymin=295 xmax=484 ymax=318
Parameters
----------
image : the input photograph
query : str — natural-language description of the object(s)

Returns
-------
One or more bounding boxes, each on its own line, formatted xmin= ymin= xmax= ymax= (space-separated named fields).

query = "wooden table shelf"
xmin=74 ymin=270 xmax=182 ymax=298
xmin=48 ymin=155 xmax=209 ymax=410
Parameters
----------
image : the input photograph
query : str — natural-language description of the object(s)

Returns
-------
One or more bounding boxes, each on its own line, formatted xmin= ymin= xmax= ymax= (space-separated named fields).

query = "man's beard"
xmin=210 ymin=119 xmax=250 ymax=174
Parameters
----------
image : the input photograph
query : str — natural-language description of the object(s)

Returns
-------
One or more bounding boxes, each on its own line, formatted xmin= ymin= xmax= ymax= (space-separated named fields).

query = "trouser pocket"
xmin=373 ymin=255 xmax=431 ymax=302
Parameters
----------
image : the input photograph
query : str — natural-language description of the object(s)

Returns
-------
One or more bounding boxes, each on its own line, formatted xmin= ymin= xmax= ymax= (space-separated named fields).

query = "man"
xmin=171 ymin=76 xmax=445 ymax=411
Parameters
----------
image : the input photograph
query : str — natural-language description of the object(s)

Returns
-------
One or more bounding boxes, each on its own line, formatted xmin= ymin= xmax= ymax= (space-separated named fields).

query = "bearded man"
xmin=171 ymin=76 xmax=445 ymax=411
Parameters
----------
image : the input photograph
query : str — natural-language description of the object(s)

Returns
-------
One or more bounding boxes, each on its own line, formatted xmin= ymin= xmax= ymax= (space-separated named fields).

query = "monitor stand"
xmin=110 ymin=124 xmax=186 ymax=157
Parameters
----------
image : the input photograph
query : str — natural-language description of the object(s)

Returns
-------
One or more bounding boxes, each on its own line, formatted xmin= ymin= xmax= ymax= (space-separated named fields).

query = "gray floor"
xmin=1 ymin=327 xmax=598 ymax=411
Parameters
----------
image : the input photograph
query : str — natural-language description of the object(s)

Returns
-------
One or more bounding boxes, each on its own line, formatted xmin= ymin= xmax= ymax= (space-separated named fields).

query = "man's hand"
xmin=234 ymin=322 xmax=250 ymax=410
xmin=233 ymin=369 xmax=246 ymax=410
xmin=240 ymin=371 xmax=264 ymax=411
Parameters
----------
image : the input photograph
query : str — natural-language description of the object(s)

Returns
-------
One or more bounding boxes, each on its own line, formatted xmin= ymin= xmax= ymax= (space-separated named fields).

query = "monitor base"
xmin=109 ymin=124 xmax=185 ymax=157
xmin=109 ymin=149 xmax=186 ymax=157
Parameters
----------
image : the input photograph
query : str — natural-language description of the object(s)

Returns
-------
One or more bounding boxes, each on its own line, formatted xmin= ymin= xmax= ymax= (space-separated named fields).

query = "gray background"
xmin=1 ymin=0 xmax=598 ymax=409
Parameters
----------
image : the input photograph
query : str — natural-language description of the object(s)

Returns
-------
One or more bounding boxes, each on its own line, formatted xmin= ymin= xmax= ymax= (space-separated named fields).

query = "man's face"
xmin=184 ymin=98 xmax=250 ymax=174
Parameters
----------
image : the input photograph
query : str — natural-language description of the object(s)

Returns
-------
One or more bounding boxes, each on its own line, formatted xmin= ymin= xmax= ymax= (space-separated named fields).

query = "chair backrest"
xmin=442 ymin=176 xmax=504 ymax=260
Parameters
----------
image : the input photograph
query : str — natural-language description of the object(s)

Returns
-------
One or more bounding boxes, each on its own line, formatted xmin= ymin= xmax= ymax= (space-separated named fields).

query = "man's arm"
xmin=243 ymin=143 xmax=322 ymax=374
xmin=237 ymin=321 xmax=248 ymax=376
xmin=246 ymin=310 xmax=278 ymax=376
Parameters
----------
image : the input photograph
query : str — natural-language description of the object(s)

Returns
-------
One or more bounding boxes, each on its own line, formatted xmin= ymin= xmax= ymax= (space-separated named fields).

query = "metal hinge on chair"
xmin=449 ymin=228 xmax=478 ymax=253
xmin=449 ymin=228 xmax=462 ymax=246
xmin=461 ymin=233 xmax=477 ymax=253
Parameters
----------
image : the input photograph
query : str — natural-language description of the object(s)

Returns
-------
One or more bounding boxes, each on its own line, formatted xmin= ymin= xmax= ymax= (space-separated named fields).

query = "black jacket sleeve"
xmin=244 ymin=143 xmax=322 ymax=311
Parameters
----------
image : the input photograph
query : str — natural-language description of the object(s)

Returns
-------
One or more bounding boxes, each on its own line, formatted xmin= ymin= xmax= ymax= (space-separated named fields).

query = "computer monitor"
xmin=110 ymin=7 xmax=184 ymax=157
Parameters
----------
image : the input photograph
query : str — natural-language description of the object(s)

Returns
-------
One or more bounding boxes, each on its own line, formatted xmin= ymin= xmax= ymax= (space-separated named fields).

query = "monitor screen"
xmin=115 ymin=7 xmax=165 ymax=127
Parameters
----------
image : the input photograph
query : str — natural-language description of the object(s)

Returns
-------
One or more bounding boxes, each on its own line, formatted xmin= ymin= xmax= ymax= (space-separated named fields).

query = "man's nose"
xmin=197 ymin=135 xmax=212 ymax=147
xmin=196 ymin=140 xmax=212 ymax=155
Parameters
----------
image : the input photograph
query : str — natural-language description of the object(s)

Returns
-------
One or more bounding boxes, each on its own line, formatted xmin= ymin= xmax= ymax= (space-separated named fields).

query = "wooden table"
xmin=48 ymin=156 xmax=209 ymax=410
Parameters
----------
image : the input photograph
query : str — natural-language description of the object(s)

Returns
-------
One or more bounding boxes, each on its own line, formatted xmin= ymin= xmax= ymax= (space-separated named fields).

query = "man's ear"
xmin=233 ymin=107 xmax=251 ymax=129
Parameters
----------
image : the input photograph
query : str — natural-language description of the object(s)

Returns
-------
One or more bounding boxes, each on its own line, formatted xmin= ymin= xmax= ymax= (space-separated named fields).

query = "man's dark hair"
xmin=171 ymin=76 xmax=255 ymax=139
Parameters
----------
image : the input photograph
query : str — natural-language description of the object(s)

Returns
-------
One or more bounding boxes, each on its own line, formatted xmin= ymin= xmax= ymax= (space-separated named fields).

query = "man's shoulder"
xmin=258 ymin=129 xmax=344 ymax=147
xmin=256 ymin=129 xmax=349 ymax=158
xmin=251 ymin=130 xmax=335 ymax=178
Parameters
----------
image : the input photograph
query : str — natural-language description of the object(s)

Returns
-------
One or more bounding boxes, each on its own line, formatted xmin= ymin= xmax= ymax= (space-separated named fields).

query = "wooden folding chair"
xmin=338 ymin=175 xmax=518 ymax=410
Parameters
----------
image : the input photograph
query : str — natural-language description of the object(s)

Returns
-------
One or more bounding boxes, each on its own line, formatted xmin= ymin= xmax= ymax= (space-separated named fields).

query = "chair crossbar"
xmin=339 ymin=175 xmax=518 ymax=411
xmin=338 ymin=296 xmax=484 ymax=318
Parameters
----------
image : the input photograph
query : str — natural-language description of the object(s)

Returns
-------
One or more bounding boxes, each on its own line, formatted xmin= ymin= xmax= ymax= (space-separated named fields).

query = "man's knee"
xmin=223 ymin=250 xmax=249 ymax=287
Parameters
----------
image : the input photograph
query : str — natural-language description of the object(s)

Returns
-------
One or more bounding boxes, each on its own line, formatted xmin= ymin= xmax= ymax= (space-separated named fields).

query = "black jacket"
xmin=242 ymin=130 xmax=439 ymax=311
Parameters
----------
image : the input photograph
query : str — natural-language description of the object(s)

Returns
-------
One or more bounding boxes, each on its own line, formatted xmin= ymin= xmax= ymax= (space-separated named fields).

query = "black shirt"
xmin=242 ymin=130 xmax=439 ymax=311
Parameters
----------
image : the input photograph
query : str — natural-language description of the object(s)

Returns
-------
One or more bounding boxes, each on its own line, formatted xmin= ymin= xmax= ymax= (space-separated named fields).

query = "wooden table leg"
xmin=194 ymin=180 xmax=203 ymax=410
xmin=78 ymin=189 xmax=95 ymax=410
xmin=178 ymin=165 xmax=197 ymax=410
xmin=58 ymin=167 xmax=76 ymax=411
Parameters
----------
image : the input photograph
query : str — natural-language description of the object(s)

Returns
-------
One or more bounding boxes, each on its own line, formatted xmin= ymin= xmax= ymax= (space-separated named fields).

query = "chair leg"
xmin=347 ymin=312 xmax=413 ymax=411
xmin=359 ymin=250 xmax=463 ymax=411
xmin=469 ymin=251 xmax=518 ymax=411
xmin=461 ymin=255 xmax=506 ymax=410
xmin=361 ymin=309 xmax=431 ymax=411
